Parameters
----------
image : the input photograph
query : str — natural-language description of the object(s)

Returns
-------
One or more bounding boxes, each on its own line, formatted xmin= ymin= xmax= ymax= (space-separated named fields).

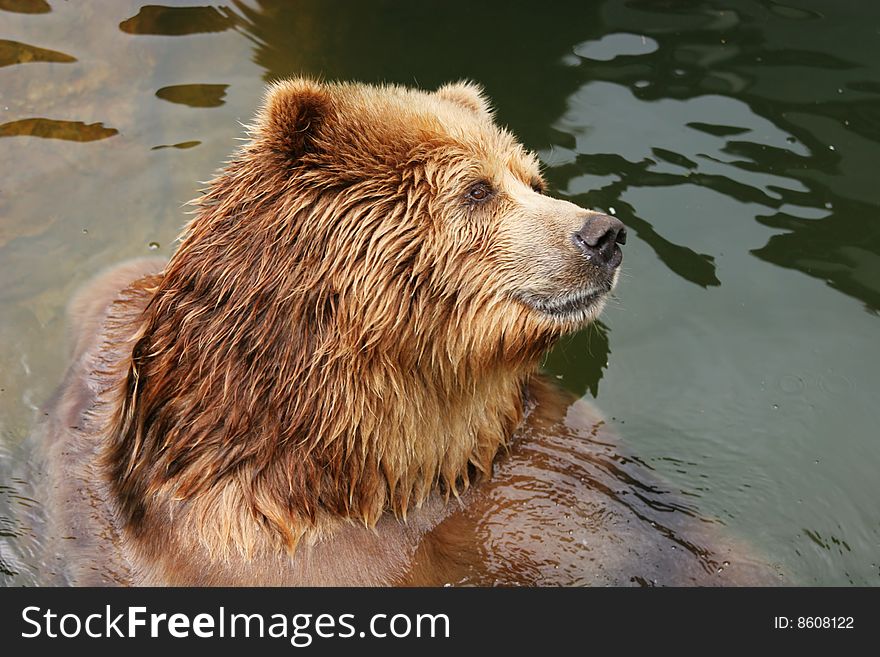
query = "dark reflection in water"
xmin=0 ymin=118 xmax=118 ymax=141
xmin=765 ymin=1 xmax=823 ymax=21
xmin=0 ymin=0 xmax=50 ymax=14
xmin=687 ymin=122 xmax=751 ymax=138
xmin=0 ymin=39 xmax=76 ymax=67
xmin=802 ymin=528 xmax=851 ymax=554
xmin=753 ymin=198 xmax=880 ymax=313
xmin=543 ymin=322 xmax=611 ymax=398
xmin=119 ymin=5 xmax=237 ymax=35
xmin=151 ymin=140 xmax=201 ymax=151
xmin=156 ymin=83 xmax=228 ymax=108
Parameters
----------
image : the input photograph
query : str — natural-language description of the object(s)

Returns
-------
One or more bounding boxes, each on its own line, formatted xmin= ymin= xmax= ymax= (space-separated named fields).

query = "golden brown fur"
xmin=43 ymin=79 xmax=779 ymax=585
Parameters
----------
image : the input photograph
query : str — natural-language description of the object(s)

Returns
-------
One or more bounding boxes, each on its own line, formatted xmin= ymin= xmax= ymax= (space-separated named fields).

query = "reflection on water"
xmin=150 ymin=140 xmax=201 ymax=151
xmin=0 ymin=0 xmax=50 ymax=14
xmin=156 ymin=83 xmax=228 ymax=108
xmin=753 ymin=199 xmax=880 ymax=311
xmin=0 ymin=117 xmax=118 ymax=140
xmin=118 ymin=5 xmax=237 ymax=35
xmin=1 ymin=0 xmax=878 ymax=585
xmin=0 ymin=39 xmax=76 ymax=67
xmin=542 ymin=322 xmax=611 ymax=399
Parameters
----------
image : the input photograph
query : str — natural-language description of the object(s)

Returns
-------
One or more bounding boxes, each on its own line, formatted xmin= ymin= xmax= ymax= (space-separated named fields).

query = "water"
xmin=1 ymin=0 xmax=878 ymax=585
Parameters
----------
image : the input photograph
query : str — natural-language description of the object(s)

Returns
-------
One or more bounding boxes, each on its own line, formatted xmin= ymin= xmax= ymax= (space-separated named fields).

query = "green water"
xmin=1 ymin=0 xmax=878 ymax=585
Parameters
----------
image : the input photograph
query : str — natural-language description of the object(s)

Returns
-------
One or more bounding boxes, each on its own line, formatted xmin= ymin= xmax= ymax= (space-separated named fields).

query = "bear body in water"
xmin=42 ymin=79 xmax=776 ymax=585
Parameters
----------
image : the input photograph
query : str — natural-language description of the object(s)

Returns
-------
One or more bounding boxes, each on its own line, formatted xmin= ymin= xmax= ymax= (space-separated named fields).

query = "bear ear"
xmin=435 ymin=80 xmax=493 ymax=117
xmin=258 ymin=77 xmax=333 ymax=160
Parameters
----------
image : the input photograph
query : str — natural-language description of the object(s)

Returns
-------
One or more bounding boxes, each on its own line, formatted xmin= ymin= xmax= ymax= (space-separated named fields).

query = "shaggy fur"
xmin=43 ymin=79 xmax=777 ymax=586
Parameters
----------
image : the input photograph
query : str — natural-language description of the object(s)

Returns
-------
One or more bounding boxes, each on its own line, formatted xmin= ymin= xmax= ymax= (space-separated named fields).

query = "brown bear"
xmin=43 ymin=78 xmax=777 ymax=585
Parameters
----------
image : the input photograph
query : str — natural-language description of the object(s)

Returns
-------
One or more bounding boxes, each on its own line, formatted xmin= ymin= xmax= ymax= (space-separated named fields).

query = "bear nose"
xmin=572 ymin=213 xmax=627 ymax=268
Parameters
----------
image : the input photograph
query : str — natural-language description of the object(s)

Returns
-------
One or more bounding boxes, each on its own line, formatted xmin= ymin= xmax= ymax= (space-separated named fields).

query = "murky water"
xmin=1 ymin=0 xmax=878 ymax=585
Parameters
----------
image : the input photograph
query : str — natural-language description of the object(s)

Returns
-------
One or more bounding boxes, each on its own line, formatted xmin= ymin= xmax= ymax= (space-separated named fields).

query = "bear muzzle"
xmin=571 ymin=213 xmax=627 ymax=270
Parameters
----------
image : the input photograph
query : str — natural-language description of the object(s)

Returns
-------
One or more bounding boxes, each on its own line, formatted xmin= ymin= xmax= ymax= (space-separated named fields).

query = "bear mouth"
xmin=514 ymin=286 xmax=610 ymax=322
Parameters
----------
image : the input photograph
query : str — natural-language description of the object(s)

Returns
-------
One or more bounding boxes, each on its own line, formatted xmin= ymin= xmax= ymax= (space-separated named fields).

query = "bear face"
xmin=247 ymin=78 xmax=626 ymax=360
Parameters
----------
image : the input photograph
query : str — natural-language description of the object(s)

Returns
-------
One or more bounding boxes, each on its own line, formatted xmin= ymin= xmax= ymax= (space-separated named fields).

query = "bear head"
xmin=109 ymin=78 xmax=626 ymax=547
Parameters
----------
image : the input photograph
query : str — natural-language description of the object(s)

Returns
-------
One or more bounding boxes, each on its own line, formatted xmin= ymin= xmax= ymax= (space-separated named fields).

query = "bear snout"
xmin=571 ymin=213 xmax=627 ymax=269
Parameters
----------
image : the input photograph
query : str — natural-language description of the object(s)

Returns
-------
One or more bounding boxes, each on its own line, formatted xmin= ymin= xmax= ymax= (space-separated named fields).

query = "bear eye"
xmin=466 ymin=181 xmax=493 ymax=203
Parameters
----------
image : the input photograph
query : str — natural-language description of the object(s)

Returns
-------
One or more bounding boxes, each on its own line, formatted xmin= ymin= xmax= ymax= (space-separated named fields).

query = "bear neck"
xmin=108 ymin=258 xmax=541 ymax=552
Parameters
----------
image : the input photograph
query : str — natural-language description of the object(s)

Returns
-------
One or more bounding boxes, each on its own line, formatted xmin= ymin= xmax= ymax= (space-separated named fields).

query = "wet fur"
xmin=43 ymin=79 xmax=779 ymax=585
